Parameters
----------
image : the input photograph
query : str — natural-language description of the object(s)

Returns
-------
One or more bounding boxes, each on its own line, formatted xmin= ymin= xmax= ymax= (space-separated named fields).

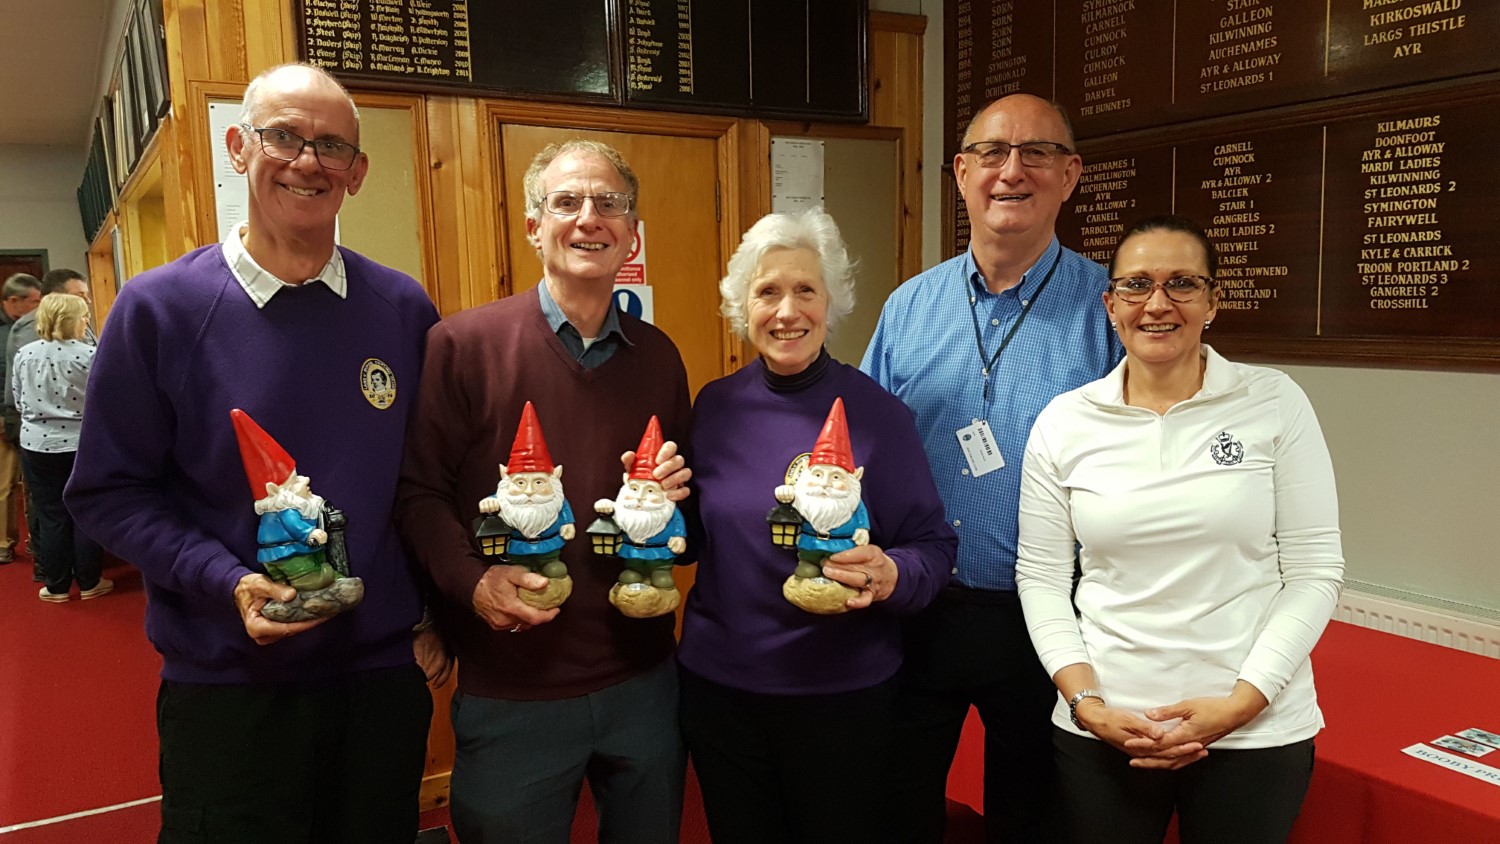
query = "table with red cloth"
xmin=945 ymin=621 xmax=1500 ymax=842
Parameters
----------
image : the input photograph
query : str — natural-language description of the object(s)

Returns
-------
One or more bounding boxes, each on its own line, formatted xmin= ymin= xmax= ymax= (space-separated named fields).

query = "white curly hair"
xmin=719 ymin=207 xmax=856 ymax=338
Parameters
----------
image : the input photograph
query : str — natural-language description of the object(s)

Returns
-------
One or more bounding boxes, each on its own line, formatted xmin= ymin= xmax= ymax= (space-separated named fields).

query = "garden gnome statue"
xmin=231 ymin=409 xmax=363 ymax=622
xmin=477 ymin=401 xmax=575 ymax=610
xmin=592 ymin=416 xmax=686 ymax=618
xmin=771 ymin=398 xmax=868 ymax=614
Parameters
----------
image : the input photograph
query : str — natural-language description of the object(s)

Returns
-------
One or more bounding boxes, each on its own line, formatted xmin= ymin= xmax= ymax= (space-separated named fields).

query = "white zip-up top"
xmin=1016 ymin=345 xmax=1344 ymax=749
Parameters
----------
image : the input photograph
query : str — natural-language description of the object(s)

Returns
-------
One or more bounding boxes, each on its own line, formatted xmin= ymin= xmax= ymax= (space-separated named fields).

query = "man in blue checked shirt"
xmin=863 ymin=93 xmax=1123 ymax=843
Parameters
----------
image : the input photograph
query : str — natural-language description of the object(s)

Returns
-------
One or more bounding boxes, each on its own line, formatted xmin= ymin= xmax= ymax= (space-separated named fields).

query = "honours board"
xmin=945 ymin=0 xmax=1500 ymax=366
xmin=298 ymin=0 xmax=867 ymax=120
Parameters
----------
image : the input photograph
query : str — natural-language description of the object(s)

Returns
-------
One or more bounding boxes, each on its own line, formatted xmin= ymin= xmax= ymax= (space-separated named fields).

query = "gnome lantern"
xmin=231 ymin=409 xmax=364 ymax=623
xmin=476 ymin=401 xmax=575 ymax=610
xmin=769 ymin=398 xmax=869 ymax=615
xmin=593 ymin=416 xmax=687 ymax=618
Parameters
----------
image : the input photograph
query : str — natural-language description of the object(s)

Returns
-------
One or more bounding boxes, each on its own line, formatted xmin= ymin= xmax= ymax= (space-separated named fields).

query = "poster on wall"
xmin=616 ymin=221 xmax=647 ymax=285
xmin=771 ymin=138 xmax=825 ymax=213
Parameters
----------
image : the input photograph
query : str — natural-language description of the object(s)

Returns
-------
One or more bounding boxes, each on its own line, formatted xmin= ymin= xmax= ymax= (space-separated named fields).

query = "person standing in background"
xmin=5 ymin=268 xmax=93 ymax=582
xmin=0 ymin=272 xmax=42 ymax=568
xmin=17 ymin=293 xmax=106 ymax=601
xmin=861 ymin=93 xmax=1122 ymax=842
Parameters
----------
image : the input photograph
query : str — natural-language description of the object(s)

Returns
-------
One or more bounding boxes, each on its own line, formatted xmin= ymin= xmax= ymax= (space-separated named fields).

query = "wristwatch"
xmin=1067 ymin=689 xmax=1105 ymax=729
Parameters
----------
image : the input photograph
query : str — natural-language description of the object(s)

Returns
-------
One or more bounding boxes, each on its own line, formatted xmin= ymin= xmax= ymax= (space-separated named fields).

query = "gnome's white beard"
xmin=794 ymin=471 xmax=861 ymax=535
xmin=499 ymin=483 xmax=566 ymax=539
xmin=255 ymin=483 xmax=325 ymax=521
xmin=613 ymin=486 xmax=675 ymax=544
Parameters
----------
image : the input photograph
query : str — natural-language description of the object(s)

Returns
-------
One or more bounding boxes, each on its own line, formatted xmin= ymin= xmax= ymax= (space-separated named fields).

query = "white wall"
xmin=909 ymin=3 xmax=1500 ymax=616
xmin=0 ymin=144 xmax=90 ymax=272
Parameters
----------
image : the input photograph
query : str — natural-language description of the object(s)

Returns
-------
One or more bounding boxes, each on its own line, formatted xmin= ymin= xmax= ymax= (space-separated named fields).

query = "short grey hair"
xmin=719 ymin=208 xmax=855 ymax=339
xmin=239 ymin=63 xmax=360 ymax=132
xmin=522 ymin=139 xmax=641 ymax=226
xmin=2 ymin=273 xmax=41 ymax=301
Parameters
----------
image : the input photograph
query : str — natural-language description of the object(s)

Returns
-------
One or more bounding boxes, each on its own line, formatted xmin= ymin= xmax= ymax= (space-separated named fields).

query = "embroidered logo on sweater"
xmin=360 ymin=358 xmax=396 ymax=410
xmin=1210 ymin=431 xmax=1244 ymax=466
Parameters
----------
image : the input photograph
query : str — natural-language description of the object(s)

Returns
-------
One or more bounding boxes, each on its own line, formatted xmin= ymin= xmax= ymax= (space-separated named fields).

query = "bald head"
xmin=961 ymin=94 xmax=1075 ymax=151
xmin=239 ymin=63 xmax=360 ymax=141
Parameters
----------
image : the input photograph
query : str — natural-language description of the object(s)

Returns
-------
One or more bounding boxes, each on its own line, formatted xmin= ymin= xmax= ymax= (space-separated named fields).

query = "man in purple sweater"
xmin=397 ymin=140 xmax=692 ymax=844
xmin=65 ymin=64 xmax=445 ymax=844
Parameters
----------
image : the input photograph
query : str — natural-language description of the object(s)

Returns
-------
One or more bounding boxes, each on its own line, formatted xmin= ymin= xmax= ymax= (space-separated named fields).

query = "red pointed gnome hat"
xmin=231 ymin=409 xmax=297 ymax=498
xmin=628 ymin=415 xmax=664 ymax=481
xmin=505 ymin=401 xmax=556 ymax=475
xmin=809 ymin=398 xmax=855 ymax=473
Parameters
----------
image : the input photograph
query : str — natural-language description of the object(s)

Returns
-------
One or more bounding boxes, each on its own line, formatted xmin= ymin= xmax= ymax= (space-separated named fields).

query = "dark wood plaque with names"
xmin=944 ymin=0 xmax=1054 ymax=159
xmin=297 ymin=0 xmax=868 ymax=121
xmin=944 ymin=0 xmax=1500 ymax=366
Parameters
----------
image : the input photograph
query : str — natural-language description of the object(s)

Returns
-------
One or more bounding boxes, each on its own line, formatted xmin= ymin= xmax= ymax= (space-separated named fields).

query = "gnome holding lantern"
xmin=476 ymin=401 xmax=576 ymax=610
xmin=592 ymin=416 xmax=687 ymax=618
xmin=232 ymin=409 xmax=363 ymax=622
xmin=770 ymin=398 xmax=870 ymax=615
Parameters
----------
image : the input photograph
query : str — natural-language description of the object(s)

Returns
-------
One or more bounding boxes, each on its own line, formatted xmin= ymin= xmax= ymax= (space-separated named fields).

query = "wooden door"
xmin=497 ymin=125 xmax=726 ymax=398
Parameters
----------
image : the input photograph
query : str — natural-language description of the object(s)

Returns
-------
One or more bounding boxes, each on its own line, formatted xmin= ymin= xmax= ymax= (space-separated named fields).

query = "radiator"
xmin=1337 ymin=581 xmax=1500 ymax=659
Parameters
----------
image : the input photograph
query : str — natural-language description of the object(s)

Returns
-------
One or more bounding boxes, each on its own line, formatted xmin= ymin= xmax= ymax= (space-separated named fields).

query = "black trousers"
xmin=20 ymin=448 xmax=101 ymax=593
xmin=1054 ymin=729 xmax=1315 ymax=844
xmin=884 ymin=588 xmax=1059 ymax=843
xmin=156 ymin=662 xmax=432 ymax=844
xmin=679 ymin=666 xmax=898 ymax=844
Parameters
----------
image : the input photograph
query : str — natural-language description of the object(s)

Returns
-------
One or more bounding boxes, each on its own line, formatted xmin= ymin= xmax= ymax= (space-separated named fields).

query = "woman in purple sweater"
xmin=677 ymin=208 xmax=957 ymax=843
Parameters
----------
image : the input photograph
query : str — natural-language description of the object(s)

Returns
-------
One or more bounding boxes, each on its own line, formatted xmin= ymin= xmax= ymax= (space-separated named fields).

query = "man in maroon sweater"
xmin=397 ymin=140 xmax=693 ymax=843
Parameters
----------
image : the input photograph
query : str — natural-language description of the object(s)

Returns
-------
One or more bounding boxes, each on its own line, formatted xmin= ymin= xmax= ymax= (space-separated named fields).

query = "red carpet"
xmin=0 ymin=556 xmax=160 ymax=840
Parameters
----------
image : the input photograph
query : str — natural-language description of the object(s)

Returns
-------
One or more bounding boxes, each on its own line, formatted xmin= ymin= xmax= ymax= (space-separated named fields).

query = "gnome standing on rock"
xmin=231 ymin=409 xmax=363 ymax=622
xmin=477 ymin=401 xmax=576 ymax=610
xmin=771 ymin=397 xmax=870 ymax=615
xmin=593 ymin=416 xmax=687 ymax=618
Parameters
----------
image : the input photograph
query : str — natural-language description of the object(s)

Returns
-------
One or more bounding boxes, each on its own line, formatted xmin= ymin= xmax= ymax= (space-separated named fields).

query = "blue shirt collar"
xmin=964 ymin=236 xmax=1064 ymax=299
xmin=536 ymin=279 xmax=632 ymax=346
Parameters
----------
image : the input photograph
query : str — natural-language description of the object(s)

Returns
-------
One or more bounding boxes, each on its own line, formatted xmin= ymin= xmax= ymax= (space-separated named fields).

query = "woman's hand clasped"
xmin=823 ymin=543 xmax=899 ymax=610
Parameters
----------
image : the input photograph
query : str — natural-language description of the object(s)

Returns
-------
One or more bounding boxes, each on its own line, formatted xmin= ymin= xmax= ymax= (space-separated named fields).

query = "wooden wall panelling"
xmin=202 ymin=0 xmax=248 ymax=82
xmin=242 ymin=0 xmax=295 ymax=76
xmin=868 ymin=11 xmax=925 ymax=284
xmin=422 ymin=95 xmax=500 ymax=316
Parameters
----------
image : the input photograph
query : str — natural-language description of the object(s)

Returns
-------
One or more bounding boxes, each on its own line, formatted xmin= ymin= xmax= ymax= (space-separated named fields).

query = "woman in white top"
xmin=1015 ymin=215 xmax=1344 ymax=843
xmin=16 ymin=293 xmax=108 ymax=602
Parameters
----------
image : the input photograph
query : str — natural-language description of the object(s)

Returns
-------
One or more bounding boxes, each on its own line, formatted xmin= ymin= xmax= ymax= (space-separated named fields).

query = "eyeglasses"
xmin=242 ymin=125 xmax=361 ymax=170
xmin=1108 ymin=275 xmax=1215 ymax=304
xmin=543 ymin=191 xmax=634 ymax=218
xmin=961 ymin=140 xmax=1073 ymax=168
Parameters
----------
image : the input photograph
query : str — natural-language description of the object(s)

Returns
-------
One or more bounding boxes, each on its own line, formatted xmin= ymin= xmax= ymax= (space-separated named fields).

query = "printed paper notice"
xmin=209 ymin=102 xmax=249 ymax=242
xmin=772 ymin=138 xmax=825 ymax=213
xmin=1402 ymin=743 xmax=1500 ymax=788
xmin=617 ymin=221 xmax=648 ymax=285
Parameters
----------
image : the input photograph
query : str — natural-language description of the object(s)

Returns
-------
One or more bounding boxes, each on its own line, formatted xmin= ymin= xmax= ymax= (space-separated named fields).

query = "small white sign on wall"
xmin=772 ymin=138 xmax=826 ymax=213
xmin=613 ymin=284 xmax=654 ymax=324
xmin=617 ymin=221 xmax=648 ymax=285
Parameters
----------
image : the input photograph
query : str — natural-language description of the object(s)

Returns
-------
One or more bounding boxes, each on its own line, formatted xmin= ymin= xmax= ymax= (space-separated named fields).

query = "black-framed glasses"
xmin=1109 ymin=275 xmax=1215 ymax=304
xmin=242 ymin=125 xmax=361 ymax=170
xmin=961 ymin=140 xmax=1073 ymax=168
xmin=543 ymin=191 xmax=634 ymax=218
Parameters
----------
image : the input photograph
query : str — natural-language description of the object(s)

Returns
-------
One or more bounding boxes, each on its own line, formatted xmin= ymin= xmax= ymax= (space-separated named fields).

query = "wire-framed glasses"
xmin=1108 ymin=275 xmax=1215 ymax=303
xmin=543 ymin=191 xmax=634 ymax=218
xmin=961 ymin=140 xmax=1073 ymax=168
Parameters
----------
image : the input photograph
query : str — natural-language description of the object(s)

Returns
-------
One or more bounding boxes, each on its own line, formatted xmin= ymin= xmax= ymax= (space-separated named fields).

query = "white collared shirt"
xmin=220 ymin=221 xmax=347 ymax=308
xmin=1016 ymin=346 xmax=1345 ymax=749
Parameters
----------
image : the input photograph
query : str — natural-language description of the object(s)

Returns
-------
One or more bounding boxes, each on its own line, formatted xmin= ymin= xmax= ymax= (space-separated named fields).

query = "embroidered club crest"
xmin=1210 ymin=431 xmax=1244 ymax=466
xmin=360 ymin=358 xmax=396 ymax=410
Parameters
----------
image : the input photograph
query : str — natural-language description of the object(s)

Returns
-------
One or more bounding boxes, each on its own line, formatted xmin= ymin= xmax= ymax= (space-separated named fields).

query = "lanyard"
xmin=968 ymin=249 xmax=1062 ymax=402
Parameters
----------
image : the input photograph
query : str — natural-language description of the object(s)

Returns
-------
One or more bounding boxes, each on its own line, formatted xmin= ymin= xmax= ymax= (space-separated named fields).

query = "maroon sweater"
xmin=396 ymin=287 xmax=692 ymax=699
